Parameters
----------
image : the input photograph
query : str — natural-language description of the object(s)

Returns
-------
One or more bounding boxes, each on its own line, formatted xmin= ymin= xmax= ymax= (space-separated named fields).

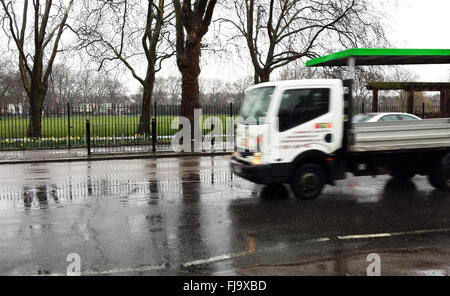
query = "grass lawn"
xmin=0 ymin=114 xmax=237 ymax=150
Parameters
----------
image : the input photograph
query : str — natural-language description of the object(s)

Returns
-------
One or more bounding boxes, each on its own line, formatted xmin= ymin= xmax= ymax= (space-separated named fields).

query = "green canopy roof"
xmin=306 ymin=48 xmax=450 ymax=67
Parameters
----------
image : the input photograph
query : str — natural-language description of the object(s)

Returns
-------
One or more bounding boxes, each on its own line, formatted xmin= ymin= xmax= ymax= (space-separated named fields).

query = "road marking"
xmin=337 ymin=228 xmax=450 ymax=240
xmin=338 ymin=233 xmax=393 ymax=240
xmin=307 ymin=238 xmax=331 ymax=243
xmin=182 ymin=238 xmax=332 ymax=268
xmin=183 ymin=251 xmax=253 ymax=267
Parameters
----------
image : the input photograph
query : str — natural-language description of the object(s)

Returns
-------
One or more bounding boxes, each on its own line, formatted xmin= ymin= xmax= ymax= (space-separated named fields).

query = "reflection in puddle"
xmin=0 ymin=157 xmax=245 ymax=211
xmin=0 ymin=157 xmax=442 ymax=211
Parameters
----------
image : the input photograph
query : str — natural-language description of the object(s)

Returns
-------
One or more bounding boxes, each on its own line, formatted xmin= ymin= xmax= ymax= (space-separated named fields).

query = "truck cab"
xmin=231 ymin=79 xmax=346 ymax=199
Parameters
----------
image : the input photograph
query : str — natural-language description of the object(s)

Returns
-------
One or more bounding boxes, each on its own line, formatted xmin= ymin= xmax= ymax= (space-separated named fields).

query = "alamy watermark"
xmin=66 ymin=253 xmax=81 ymax=276
xmin=169 ymin=109 xmax=280 ymax=155
xmin=366 ymin=253 xmax=381 ymax=276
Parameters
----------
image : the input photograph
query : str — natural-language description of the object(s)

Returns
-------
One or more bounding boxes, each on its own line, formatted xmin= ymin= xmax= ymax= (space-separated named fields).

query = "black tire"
xmin=428 ymin=154 xmax=450 ymax=191
xmin=290 ymin=163 xmax=325 ymax=200
xmin=389 ymin=168 xmax=415 ymax=181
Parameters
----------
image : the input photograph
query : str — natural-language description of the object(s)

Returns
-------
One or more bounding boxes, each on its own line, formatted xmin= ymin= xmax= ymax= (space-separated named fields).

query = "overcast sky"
xmin=198 ymin=0 xmax=450 ymax=84
xmin=387 ymin=0 xmax=450 ymax=81
xmin=4 ymin=1 xmax=449 ymax=94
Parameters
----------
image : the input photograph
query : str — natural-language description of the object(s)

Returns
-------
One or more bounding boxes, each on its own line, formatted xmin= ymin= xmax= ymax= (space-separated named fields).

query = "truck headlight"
xmin=252 ymin=152 xmax=262 ymax=166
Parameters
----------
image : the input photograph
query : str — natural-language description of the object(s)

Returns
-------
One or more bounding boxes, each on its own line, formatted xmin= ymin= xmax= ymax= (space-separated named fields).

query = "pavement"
xmin=0 ymin=147 xmax=231 ymax=164
xmin=1 ymin=155 xmax=450 ymax=276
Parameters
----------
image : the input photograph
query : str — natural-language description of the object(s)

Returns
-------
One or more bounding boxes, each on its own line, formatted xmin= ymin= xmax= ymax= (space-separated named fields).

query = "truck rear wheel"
xmin=290 ymin=164 xmax=325 ymax=200
xmin=428 ymin=154 xmax=450 ymax=191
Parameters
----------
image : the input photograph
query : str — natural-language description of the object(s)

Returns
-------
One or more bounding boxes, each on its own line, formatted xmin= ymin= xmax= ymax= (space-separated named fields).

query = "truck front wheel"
xmin=428 ymin=154 xmax=450 ymax=191
xmin=290 ymin=164 xmax=325 ymax=200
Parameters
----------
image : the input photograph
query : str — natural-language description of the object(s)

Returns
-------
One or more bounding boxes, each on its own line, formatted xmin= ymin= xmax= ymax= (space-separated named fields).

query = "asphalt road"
xmin=0 ymin=155 xmax=450 ymax=276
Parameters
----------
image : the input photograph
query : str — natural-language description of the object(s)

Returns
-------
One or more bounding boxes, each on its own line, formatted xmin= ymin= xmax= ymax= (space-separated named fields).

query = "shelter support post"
xmin=372 ymin=90 xmax=379 ymax=112
xmin=407 ymin=90 xmax=414 ymax=114
xmin=441 ymin=90 xmax=449 ymax=118
xmin=347 ymin=57 xmax=355 ymax=80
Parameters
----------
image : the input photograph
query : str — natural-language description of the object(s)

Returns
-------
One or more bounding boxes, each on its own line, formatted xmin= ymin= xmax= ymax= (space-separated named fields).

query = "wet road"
xmin=0 ymin=156 xmax=450 ymax=276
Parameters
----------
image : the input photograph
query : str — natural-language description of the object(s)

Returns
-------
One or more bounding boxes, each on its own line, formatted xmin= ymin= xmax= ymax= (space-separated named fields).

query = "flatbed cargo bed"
xmin=350 ymin=118 xmax=450 ymax=152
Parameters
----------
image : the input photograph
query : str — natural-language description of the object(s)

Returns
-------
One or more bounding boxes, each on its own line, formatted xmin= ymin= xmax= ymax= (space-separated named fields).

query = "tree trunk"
xmin=180 ymin=38 xmax=202 ymax=145
xmin=138 ymin=74 xmax=155 ymax=135
xmin=254 ymin=70 xmax=271 ymax=84
xmin=259 ymin=70 xmax=271 ymax=84
xmin=27 ymin=84 xmax=47 ymax=138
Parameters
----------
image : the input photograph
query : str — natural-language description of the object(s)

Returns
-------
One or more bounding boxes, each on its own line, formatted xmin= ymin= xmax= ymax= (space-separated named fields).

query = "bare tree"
xmin=76 ymin=69 xmax=96 ymax=105
xmin=71 ymin=68 xmax=128 ymax=106
xmin=222 ymin=0 xmax=387 ymax=84
xmin=47 ymin=63 xmax=77 ymax=107
xmin=0 ymin=0 xmax=74 ymax=137
xmin=0 ymin=67 xmax=27 ymax=109
xmin=200 ymin=78 xmax=229 ymax=105
xmin=74 ymin=0 xmax=174 ymax=134
xmin=229 ymin=76 xmax=254 ymax=105
xmin=172 ymin=0 xmax=217 ymax=137
xmin=153 ymin=76 xmax=182 ymax=104
xmin=279 ymin=61 xmax=414 ymax=109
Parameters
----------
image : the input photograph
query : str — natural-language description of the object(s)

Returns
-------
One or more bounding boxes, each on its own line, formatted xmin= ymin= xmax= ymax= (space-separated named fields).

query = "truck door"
xmin=275 ymin=83 xmax=343 ymax=163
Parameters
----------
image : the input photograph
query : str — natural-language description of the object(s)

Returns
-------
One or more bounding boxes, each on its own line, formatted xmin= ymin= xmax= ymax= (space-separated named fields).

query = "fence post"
xmin=86 ymin=119 xmax=91 ymax=156
xmin=230 ymin=102 xmax=233 ymax=151
xmin=211 ymin=122 xmax=215 ymax=148
xmin=67 ymin=103 xmax=71 ymax=148
xmin=152 ymin=101 xmax=157 ymax=152
xmin=152 ymin=118 xmax=156 ymax=153
xmin=362 ymin=103 xmax=365 ymax=114
xmin=422 ymin=103 xmax=425 ymax=119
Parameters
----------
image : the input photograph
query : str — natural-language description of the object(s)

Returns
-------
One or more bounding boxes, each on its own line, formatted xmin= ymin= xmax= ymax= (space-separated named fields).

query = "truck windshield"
xmin=239 ymin=87 xmax=275 ymax=124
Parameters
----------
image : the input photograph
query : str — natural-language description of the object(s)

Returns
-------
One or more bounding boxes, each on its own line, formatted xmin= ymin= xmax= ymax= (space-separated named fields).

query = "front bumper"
xmin=230 ymin=157 xmax=290 ymax=185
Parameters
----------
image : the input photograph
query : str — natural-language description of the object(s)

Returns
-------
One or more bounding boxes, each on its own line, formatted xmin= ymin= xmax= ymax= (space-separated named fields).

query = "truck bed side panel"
xmin=350 ymin=119 xmax=450 ymax=152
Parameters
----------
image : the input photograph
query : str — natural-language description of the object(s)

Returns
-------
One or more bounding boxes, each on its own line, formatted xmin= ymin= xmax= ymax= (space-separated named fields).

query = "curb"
xmin=0 ymin=151 xmax=233 ymax=165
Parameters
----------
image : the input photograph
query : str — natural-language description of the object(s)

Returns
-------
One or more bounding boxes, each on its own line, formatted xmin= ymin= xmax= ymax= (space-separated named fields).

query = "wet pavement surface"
xmin=0 ymin=148 xmax=87 ymax=163
xmin=0 ymin=155 xmax=450 ymax=276
xmin=0 ymin=146 xmax=177 ymax=164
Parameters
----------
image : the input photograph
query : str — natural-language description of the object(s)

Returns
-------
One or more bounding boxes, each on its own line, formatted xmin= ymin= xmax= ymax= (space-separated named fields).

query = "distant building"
xmin=7 ymin=104 xmax=23 ymax=115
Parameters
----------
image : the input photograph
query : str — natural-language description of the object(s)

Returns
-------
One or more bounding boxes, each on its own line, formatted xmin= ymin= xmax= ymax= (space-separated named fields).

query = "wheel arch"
xmin=291 ymin=150 xmax=333 ymax=184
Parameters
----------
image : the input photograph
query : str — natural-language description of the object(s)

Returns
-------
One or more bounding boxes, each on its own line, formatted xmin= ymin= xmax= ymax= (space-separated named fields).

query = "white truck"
xmin=230 ymin=49 xmax=450 ymax=200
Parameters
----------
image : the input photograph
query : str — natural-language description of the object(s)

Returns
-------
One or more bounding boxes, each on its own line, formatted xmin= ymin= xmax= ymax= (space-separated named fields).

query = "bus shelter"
xmin=366 ymin=82 xmax=450 ymax=117
xmin=306 ymin=48 xmax=450 ymax=117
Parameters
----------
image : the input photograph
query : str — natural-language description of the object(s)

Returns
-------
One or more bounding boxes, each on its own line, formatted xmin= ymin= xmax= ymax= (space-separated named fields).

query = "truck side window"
xmin=278 ymin=88 xmax=330 ymax=132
